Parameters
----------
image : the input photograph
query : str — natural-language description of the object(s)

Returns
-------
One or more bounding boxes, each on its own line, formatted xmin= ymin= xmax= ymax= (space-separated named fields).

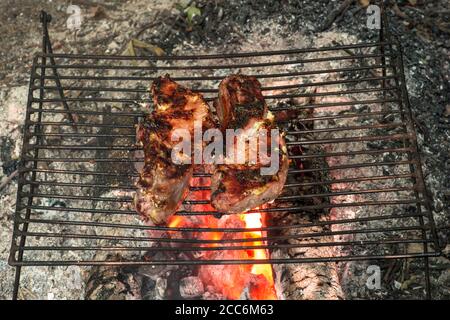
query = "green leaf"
xmin=185 ymin=5 xmax=201 ymax=24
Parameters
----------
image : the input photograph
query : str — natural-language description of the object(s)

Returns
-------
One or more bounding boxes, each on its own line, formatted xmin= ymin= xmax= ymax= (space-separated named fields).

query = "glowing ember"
xmin=168 ymin=215 xmax=183 ymax=228
xmin=241 ymin=212 xmax=276 ymax=299
xmin=167 ymin=177 xmax=277 ymax=300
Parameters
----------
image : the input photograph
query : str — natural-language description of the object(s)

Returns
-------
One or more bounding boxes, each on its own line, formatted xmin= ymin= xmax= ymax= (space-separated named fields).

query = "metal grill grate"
xmin=8 ymin=10 xmax=441 ymax=299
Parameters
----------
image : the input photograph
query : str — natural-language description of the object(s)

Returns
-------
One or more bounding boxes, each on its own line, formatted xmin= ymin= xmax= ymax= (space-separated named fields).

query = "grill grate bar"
xmin=20 ymin=185 xmax=417 ymax=204
xmin=34 ymin=75 xmax=397 ymax=93
xmin=17 ymin=199 xmax=427 ymax=217
xmin=33 ymin=86 xmax=399 ymax=101
xmin=20 ymin=238 xmax=433 ymax=252
xmin=290 ymin=147 xmax=413 ymax=159
xmin=285 ymin=173 xmax=415 ymax=187
xmin=16 ymin=225 xmax=431 ymax=244
xmin=26 ymin=121 xmax=405 ymax=140
xmin=11 ymin=253 xmax=440 ymax=267
xmin=35 ymin=41 xmax=392 ymax=60
xmin=286 ymin=122 xmax=405 ymax=134
xmin=32 ymin=95 xmax=400 ymax=104
xmin=20 ymin=193 xmax=134 ymax=203
xmin=33 ymin=53 xmax=395 ymax=71
xmin=19 ymin=159 xmax=417 ymax=191
xmin=19 ymin=147 xmax=412 ymax=171
xmin=176 ymin=200 xmax=428 ymax=215
xmin=25 ymin=110 xmax=403 ymax=129
xmin=22 ymin=169 xmax=415 ymax=186
xmin=17 ymin=212 xmax=429 ymax=233
xmin=38 ymin=64 xmax=393 ymax=82
xmin=30 ymin=133 xmax=409 ymax=150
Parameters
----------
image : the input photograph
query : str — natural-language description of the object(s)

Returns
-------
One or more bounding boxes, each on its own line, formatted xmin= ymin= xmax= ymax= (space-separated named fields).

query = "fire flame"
xmin=167 ymin=177 xmax=277 ymax=300
xmin=241 ymin=212 xmax=276 ymax=300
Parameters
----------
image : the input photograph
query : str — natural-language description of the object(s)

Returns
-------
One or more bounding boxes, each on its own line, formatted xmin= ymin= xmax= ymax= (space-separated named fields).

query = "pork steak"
xmin=135 ymin=75 xmax=213 ymax=224
xmin=210 ymin=75 xmax=289 ymax=214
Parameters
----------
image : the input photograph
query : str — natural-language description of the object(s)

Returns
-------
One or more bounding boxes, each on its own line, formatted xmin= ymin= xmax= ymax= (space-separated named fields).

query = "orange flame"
xmin=241 ymin=212 xmax=277 ymax=299
xmin=167 ymin=177 xmax=277 ymax=300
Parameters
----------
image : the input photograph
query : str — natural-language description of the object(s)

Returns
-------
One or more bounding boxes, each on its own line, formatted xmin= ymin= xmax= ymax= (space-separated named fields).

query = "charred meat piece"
xmin=211 ymin=75 xmax=289 ymax=214
xmin=135 ymin=75 xmax=213 ymax=224
xmin=215 ymin=75 xmax=267 ymax=130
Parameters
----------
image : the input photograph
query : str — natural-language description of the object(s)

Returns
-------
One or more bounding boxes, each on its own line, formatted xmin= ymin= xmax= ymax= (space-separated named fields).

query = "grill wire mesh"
xmin=8 ymin=11 xmax=441 ymax=299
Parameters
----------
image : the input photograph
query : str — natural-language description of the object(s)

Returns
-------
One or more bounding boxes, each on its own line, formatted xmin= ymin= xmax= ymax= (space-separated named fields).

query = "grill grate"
xmin=9 ymin=10 xmax=441 ymax=299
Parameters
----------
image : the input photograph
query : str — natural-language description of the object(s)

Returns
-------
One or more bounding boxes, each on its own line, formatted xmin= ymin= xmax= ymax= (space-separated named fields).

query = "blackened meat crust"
xmin=135 ymin=75 xmax=212 ymax=224
xmin=211 ymin=75 xmax=289 ymax=214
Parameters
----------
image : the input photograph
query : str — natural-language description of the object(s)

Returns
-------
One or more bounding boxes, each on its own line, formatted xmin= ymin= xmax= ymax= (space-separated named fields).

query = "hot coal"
xmin=179 ymin=276 xmax=204 ymax=299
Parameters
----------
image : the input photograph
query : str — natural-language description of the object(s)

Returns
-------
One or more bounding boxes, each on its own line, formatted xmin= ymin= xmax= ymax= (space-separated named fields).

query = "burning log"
xmin=271 ymin=215 xmax=345 ymax=300
xmin=268 ymin=90 xmax=358 ymax=300
xmin=257 ymin=78 xmax=347 ymax=300
xmin=269 ymin=174 xmax=344 ymax=300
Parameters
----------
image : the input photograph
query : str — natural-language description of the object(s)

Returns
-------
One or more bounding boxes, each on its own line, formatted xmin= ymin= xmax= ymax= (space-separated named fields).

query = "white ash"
xmin=179 ymin=276 xmax=204 ymax=299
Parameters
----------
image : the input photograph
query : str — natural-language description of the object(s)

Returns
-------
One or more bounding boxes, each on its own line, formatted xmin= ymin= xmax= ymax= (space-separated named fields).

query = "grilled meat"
xmin=215 ymin=75 xmax=267 ymax=130
xmin=211 ymin=75 xmax=289 ymax=214
xmin=135 ymin=75 xmax=213 ymax=224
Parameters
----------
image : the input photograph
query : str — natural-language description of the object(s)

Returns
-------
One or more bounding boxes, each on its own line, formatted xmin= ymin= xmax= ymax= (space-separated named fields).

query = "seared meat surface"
xmin=135 ymin=75 xmax=212 ymax=224
xmin=211 ymin=75 xmax=289 ymax=214
xmin=215 ymin=75 xmax=267 ymax=130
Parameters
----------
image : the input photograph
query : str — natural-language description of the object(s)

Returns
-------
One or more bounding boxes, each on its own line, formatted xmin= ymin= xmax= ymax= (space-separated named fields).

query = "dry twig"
xmin=0 ymin=169 xmax=18 ymax=192
xmin=320 ymin=0 xmax=355 ymax=32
